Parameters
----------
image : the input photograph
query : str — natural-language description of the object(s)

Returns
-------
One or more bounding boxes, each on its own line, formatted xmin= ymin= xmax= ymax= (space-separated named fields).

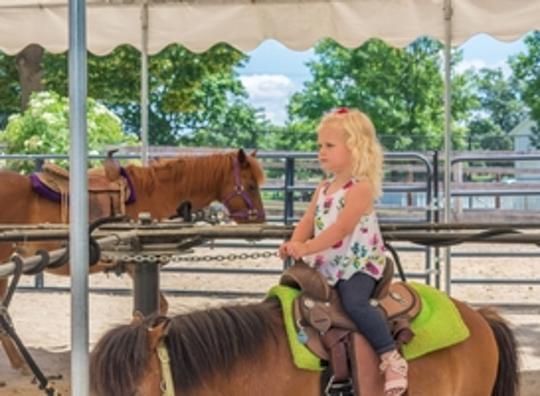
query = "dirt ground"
xmin=1 ymin=243 xmax=539 ymax=395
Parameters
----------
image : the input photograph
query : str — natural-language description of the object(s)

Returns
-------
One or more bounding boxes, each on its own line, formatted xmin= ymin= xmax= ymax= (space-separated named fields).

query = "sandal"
xmin=379 ymin=350 xmax=408 ymax=396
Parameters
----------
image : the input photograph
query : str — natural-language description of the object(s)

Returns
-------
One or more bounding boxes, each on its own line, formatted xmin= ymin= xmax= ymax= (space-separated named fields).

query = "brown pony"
xmin=90 ymin=297 xmax=519 ymax=396
xmin=0 ymin=149 xmax=265 ymax=369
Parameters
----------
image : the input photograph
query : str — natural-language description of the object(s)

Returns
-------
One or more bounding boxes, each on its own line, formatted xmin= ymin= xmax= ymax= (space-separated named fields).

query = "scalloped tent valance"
xmin=0 ymin=0 xmax=539 ymax=55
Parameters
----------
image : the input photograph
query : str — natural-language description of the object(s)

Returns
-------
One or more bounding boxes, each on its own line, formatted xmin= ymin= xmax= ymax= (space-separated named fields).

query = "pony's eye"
xmin=248 ymin=184 xmax=257 ymax=192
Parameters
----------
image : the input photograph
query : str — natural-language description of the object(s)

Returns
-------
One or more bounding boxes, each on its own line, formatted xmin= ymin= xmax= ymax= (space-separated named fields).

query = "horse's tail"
xmin=478 ymin=307 xmax=520 ymax=396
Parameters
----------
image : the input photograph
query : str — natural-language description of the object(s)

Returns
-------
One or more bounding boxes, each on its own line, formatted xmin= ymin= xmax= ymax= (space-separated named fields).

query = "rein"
xmin=221 ymin=157 xmax=265 ymax=222
xmin=157 ymin=340 xmax=175 ymax=396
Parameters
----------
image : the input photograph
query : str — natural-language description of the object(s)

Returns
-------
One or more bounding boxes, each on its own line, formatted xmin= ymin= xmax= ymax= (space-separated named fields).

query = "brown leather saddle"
xmin=32 ymin=151 xmax=132 ymax=222
xmin=280 ymin=259 xmax=421 ymax=395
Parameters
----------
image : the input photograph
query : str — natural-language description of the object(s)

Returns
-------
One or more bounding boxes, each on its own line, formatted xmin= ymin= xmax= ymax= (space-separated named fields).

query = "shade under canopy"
xmin=0 ymin=0 xmax=539 ymax=55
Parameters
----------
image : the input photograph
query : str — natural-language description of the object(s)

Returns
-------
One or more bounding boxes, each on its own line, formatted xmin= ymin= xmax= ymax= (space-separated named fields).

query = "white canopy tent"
xmin=1 ymin=0 xmax=539 ymax=54
xmin=0 ymin=1 xmax=539 ymax=395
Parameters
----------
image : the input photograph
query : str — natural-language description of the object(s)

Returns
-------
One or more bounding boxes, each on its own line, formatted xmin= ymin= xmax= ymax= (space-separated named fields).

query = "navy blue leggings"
xmin=336 ymin=272 xmax=395 ymax=355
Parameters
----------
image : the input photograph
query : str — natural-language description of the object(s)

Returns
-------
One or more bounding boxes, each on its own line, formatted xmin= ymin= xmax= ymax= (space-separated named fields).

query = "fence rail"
xmin=1 ymin=150 xmax=540 ymax=304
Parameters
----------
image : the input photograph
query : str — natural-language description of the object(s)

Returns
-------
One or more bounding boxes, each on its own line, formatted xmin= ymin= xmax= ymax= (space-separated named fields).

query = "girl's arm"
xmin=304 ymin=180 xmax=373 ymax=255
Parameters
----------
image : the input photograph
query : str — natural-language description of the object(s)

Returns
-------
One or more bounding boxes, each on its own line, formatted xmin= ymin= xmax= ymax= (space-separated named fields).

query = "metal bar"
xmin=69 ymin=0 xmax=89 ymax=394
xmin=452 ymin=278 xmax=540 ymax=285
xmin=0 ymin=234 xmax=128 ymax=278
xmin=284 ymin=157 xmax=295 ymax=225
xmin=133 ymin=261 xmax=160 ymax=316
xmin=140 ymin=0 xmax=149 ymax=165
xmin=443 ymin=0 xmax=453 ymax=295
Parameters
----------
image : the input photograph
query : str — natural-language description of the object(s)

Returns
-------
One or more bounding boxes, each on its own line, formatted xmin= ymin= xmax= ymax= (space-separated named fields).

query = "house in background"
xmin=510 ymin=118 xmax=538 ymax=152
xmin=508 ymin=117 xmax=540 ymax=210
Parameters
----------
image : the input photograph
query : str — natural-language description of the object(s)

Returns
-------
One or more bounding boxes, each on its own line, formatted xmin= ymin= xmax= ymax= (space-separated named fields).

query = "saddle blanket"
xmin=267 ymin=282 xmax=470 ymax=370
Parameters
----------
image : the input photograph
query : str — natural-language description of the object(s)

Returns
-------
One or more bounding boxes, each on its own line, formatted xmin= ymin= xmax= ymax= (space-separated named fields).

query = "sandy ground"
xmin=1 ymin=242 xmax=539 ymax=395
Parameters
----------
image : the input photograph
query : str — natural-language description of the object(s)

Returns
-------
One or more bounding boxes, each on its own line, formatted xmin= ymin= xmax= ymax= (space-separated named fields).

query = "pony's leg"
xmin=0 ymin=278 xmax=28 ymax=372
xmin=0 ymin=335 xmax=27 ymax=372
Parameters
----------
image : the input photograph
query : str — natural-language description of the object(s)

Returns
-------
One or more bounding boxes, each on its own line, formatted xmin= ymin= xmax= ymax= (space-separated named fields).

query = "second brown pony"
xmin=0 ymin=149 xmax=266 ymax=370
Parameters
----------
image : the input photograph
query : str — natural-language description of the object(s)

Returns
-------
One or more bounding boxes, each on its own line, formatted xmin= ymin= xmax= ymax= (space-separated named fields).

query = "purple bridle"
xmin=221 ymin=157 xmax=265 ymax=222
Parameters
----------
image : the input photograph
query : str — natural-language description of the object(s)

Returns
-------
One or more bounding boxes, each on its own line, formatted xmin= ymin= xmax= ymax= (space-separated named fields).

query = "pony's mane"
xmin=90 ymin=318 xmax=151 ymax=396
xmin=90 ymin=300 xmax=280 ymax=396
xmin=123 ymin=151 xmax=265 ymax=196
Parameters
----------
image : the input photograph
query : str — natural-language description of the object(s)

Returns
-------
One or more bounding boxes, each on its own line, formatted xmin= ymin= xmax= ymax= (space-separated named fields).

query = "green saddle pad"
xmin=267 ymin=285 xmax=323 ymax=371
xmin=402 ymin=282 xmax=470 ymax=360
xmin=268 ymin=282 xmax=470 ymax=370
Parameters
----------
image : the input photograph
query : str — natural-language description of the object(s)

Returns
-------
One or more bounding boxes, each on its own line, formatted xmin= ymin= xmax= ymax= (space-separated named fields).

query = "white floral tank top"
xmin=306 ymin=178 xmax=386 ymax=286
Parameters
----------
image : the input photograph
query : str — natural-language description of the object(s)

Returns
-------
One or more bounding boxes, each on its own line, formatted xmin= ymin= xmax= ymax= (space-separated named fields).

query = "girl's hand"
xmin=286 ymin=241 xmax=309 ymax=260
xmin=278 ymin=242 xmax=290 ymax=260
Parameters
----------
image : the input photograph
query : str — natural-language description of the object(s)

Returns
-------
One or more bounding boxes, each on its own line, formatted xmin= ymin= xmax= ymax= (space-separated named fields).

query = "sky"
xmin=237 ymin=34 xmax=528 ymax=125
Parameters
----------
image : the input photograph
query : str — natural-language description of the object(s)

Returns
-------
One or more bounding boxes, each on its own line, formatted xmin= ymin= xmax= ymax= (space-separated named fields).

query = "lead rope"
xmin=157 ymin=340 xmax=175 ymax=396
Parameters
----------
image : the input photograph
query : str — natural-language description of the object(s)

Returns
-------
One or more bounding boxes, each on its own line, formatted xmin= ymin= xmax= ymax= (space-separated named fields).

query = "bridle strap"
xmin=221 ymin=157 xmax=265 ymax=221
xmin=157 ymin=340 xmax=175 ymax=396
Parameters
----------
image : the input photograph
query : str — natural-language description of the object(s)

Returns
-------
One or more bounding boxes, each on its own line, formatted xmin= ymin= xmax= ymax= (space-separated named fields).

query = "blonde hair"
xmin=318 ymin=109 xmax=384 ymax=199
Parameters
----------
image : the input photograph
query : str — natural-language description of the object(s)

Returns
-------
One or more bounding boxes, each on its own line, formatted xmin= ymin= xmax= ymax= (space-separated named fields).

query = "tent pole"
xmin=141 ymin=0 xmax=149 ymax=165
xmin=69 ymin=0 xmax=89 ymax=395
xmin=443 ymin=0 xmax=453 ymax=295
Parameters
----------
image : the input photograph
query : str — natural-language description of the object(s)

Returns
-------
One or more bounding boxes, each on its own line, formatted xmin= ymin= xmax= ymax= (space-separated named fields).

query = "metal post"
xmin=69 ymin=0 xmax=89 ymax=395
xmin=133 ymin=262 xmax=160 ymax=316
xmin=443 ymin=0 xmax=453 ymax=295
xmin=141 ymin=1 xmax=150 ymax=165
xmin=433 ymin=150 xmax=441 ymax=289
xmin=284 ymin=157 xmax=295 ymax=224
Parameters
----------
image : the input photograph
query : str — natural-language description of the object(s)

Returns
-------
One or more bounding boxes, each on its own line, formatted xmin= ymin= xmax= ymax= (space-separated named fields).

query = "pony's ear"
xmin=237 ymin=149 xmax=247 ymax=164
xmin=250 ymin=149 xmax=258 ymax=158
xmin=131 ymin=311 xmax=145 ymax=325
xmin=148 ymin=317 xmax=171 ymax=350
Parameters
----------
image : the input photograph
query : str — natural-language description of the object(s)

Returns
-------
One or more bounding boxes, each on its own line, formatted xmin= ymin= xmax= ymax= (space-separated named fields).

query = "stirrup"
xmin=379 ymin=351 xmax=408 ymax=396
xmin=324 ymin=375 xmax=354 ymax=396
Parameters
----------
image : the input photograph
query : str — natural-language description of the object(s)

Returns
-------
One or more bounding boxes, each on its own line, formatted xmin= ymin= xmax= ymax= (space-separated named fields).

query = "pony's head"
xmin=218 ymin=149 xmax=266 ymax=223
xmin=90 ymin=313 xmax=171 ymax=396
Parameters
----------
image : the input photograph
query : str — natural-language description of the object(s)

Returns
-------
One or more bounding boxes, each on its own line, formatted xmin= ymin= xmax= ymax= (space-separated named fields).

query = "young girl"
xmin=279 ymin=108 xmax=407 ymax=396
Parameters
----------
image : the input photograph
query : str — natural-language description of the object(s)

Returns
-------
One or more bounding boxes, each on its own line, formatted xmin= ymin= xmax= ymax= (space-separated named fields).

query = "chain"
xmin=102 ymin=250 xmax=278 ymax=264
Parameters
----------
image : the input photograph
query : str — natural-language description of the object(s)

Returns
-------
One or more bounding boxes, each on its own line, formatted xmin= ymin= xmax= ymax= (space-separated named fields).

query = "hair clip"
xmin=334 ymin=107 xmax=349 ymax=114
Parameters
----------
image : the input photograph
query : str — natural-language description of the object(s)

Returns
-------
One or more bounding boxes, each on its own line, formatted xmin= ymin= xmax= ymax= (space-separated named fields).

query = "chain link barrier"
xmin=102 ymin=250 xmax=278 ymax=264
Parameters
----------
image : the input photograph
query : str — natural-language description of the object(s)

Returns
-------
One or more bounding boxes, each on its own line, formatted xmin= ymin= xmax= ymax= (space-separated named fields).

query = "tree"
xmin=0 ymin=52 xmax=20 ymax=129
xmin=0 ymin=91 xmax=138 ymax=172
xmin=287 ymin=38 xmax=475 ymax=151
xmin=510 ymin=31 xmax=540 ymax=149
xmin=465 ymin=68 xmax=526 ymax=150
xmin=42 ymin=44 xmax=269 ymax=148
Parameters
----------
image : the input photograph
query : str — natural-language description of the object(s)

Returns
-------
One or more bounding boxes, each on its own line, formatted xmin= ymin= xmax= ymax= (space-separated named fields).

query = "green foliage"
xmin=465 ymin=68 xmax=526 ymax=150
xmin=42 ymin=44 xmax=268 ymax=148
xmin=511 ymin=31 xmax=540 ymax=149
xmin=287 ymin=37 xmax=475 ymax=151
xmin=0 ymin=52 xmax=20 ymax=129
xmin=0 ymin=91 xmax=138 ymax=172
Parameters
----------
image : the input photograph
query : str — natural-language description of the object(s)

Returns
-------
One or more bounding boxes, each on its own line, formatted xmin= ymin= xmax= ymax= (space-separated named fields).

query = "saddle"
xmin=32 ymin=151 xmax=131 ymax=223
xmin=280 ymin=259 xmax=421 ymax=395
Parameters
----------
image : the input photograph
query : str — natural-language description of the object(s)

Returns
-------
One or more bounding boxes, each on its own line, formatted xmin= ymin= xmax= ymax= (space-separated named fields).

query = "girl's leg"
xmin=337 ymin=272 xmax=407 ymax=396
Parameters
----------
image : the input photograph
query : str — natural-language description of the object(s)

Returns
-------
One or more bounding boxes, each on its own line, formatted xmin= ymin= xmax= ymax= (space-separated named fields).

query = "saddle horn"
xmin=104 ymin=149 xmax=121 ymax=181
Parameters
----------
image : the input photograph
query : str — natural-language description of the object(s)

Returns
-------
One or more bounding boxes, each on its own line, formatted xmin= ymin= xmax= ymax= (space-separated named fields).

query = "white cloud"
xmin=240 ymin=74 xmax=298 ymax=125
xmin=455 ymin=59 xmax=512 ymax=77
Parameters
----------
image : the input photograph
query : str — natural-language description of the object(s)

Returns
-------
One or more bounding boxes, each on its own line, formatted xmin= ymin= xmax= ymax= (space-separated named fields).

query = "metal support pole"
xmin=140 ymin=1 xmax=150 ymax=165
xmin=284 ymin=157 xmax=295 ymax=224
xmin=133 ymin=262 xmax=160 ymax=316
xmin=443 ymin=0 xmax=453 ymax=295
xmin=433 ymin=150 xmax=441 ymax=289
xmin=69 ymin=0 xmax=89 ymax=394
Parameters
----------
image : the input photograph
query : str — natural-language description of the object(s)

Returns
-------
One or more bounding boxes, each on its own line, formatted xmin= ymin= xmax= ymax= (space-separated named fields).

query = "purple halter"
xmin=221 ymin=157 xmax=265 ymax=222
